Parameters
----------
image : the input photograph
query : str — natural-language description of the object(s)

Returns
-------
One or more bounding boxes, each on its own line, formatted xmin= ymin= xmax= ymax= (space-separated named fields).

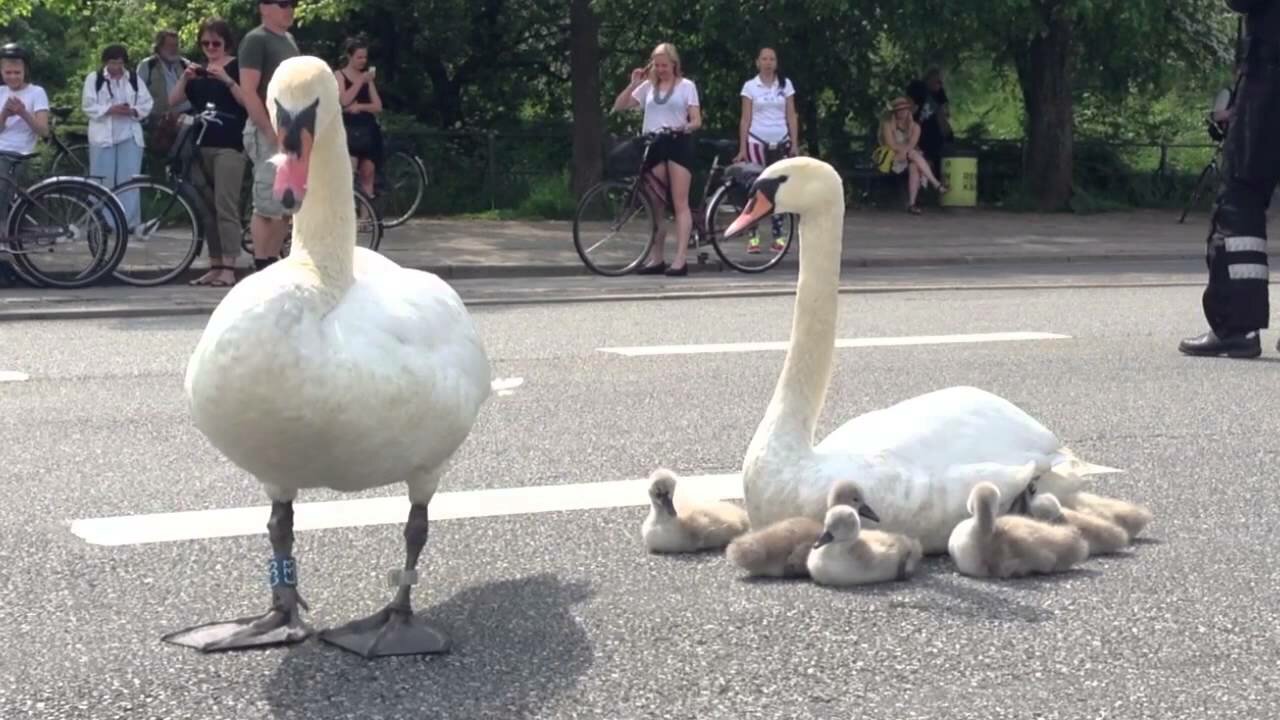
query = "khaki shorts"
xmin=243 ymin=125 xmax=286 ymax=219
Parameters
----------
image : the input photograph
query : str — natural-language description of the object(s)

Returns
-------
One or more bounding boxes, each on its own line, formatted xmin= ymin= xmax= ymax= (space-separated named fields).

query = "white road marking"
xmin=0 ymin=371 xmax=30 ymax=383
xmin=69 ymin=473 xmax=743 ymax=546
xmin=490 ymin=376 xmax=524 ymax=396
xmin=597 ymin=331 xmax=1071 ymax=356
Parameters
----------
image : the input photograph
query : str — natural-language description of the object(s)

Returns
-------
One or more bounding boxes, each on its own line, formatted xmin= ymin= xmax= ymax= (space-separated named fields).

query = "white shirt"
xmin=741 ymin=75 xmax=795 ymax=144
xmin=0 ymin=84 xmax=50 ymax=154
xmin=81 ymin=69 xmax=154 ymax=148
xmin=630 ymin=78 xmax=699 ymax=134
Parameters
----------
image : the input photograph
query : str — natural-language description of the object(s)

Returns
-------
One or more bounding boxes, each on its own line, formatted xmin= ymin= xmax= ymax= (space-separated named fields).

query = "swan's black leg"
xmin=320 ymin=502 xmax=450 ymax=658
xmin=162 ymin=501 xmax=313 ymax=651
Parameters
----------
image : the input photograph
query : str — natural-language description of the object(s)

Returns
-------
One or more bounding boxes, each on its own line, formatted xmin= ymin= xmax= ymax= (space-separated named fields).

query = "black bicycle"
xmin=107 ymin=103 xmax=236 ymax=286
xmin=572 ymin=128 xmax=796 ymax=276
xmin=1 ymin=150 xmax=129 ymax=288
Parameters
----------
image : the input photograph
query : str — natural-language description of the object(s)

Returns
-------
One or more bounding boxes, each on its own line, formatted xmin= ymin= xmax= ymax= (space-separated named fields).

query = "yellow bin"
xmin=940 ymin=149 xmax=978 ymax=207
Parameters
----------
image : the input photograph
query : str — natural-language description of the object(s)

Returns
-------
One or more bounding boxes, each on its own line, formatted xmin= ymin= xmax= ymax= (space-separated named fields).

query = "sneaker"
xmin=1177 ymin=330 xmax=1261 ymax=358
xmin=771 ymin=238 xmax=786 ymax=252
xmin=747 ymin=235 xmax=761 ymax=254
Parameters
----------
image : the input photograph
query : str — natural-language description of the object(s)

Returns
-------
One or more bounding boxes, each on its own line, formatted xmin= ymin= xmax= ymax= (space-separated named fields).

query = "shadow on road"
xmin=265 ymin=573 xmax=594 ymax=720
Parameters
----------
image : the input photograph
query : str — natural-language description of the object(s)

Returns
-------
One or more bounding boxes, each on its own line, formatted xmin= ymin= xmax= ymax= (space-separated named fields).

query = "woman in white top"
xmin=611 ymin=42 xmax=702 ymax=276
xmin=82 ymin=44 xmax=154 ymax=228
xmin=0 ymin=43 xmax=50 ymax=219
xmin=734 ymin=47 xmax=798 ymax=254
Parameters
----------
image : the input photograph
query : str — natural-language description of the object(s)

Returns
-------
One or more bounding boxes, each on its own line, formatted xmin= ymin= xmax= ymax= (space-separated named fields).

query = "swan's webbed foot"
xmin=320 ymin=502 xmax=449 ymax=658
xmin=162 ymin=500 xmax=313 ymax=652
xmin=162 ymin=584 xmax=313 ymax=651
xmin=320 ymin=601 xmax=450 ymax=658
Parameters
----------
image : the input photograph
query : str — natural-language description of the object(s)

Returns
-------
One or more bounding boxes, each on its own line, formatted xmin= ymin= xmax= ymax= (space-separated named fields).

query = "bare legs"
xmin=641 ymin=159 xmax=693 ymax=271
xmin=905 ymin=150 xmax=947 ymax=212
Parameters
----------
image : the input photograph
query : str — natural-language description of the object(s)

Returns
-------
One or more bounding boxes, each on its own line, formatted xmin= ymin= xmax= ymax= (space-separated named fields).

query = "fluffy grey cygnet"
xmin=1062 ymin=491 xmax=1153 ymax=539
xmin=641 ymin=468 xmax=750 ymax=553
xmin=806 ymin=505 xmax=923 ymax=587
xmin=1030 ymin=492 xmax=1130 ymax=556
xmin=725 ymin=478 xmax=880 ymax=578
xmin=948 ymin=482 xmax=1088 ymax=579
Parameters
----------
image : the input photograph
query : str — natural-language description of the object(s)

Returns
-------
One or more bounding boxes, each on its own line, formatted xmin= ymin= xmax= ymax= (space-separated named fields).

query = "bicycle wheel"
xmin=6 ymin=177 xmax=128 ymax=288
xmin=376 ymin=150 xmax=427 ymax=228
xmin=572 ymin=180 xmax=656 ymax=276
xmin=50 ymin=142 xmax=92 ymax=177
xmin=705 ymin=182 xmax=796 ymax=273
xmin=111 ymin=179 xmax=204 ymax=286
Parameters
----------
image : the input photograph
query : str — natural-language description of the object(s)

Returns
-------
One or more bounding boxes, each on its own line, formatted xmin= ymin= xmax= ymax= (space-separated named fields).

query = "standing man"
xmin=1179 ymin=0 xmax=1280 ymax=358
xmin=238 ymin=0 xmax=299 ymax=270
xmin=137 ymin=30 xmax=191 ymax=158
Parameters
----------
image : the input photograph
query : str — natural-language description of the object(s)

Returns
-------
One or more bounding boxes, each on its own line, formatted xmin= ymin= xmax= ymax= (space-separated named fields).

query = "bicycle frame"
xmin=624 ymin=129 xmax=730 ymax=245
xmin=0 ymin=158 xmax=77 ymax=247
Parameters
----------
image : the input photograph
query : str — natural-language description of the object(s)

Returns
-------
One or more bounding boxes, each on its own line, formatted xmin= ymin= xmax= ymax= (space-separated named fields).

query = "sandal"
xmin=191 ymin=265 xmax=236 ymax=287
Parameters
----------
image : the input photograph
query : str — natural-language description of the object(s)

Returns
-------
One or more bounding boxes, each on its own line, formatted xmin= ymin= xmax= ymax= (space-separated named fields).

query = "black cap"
xmin=0 ymin=43 xmax=29 ymax=62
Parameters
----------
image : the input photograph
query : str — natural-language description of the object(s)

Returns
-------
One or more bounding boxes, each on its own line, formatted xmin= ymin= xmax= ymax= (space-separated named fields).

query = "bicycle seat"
xmin=726 ymin=161 xmax=766 ymax=187
xmin=699 ymin=138 xmax=738 ymax=156
xmin=0 ymin=150 xmax=38 ymax=162
xmin=51 ymin=107 xmax=73 ymax=121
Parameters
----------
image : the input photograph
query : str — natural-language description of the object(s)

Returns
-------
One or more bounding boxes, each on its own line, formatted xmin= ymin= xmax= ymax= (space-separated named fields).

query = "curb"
xmin=1 ymin=278 xmax=1221 ymax=323
xmin=148 ymin=249 xmax=1199 ymax=284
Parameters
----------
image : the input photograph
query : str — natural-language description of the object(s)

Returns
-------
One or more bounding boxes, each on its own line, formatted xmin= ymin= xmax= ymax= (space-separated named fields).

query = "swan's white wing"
xmin=816 ymin=386 xmax=1063 ymax=475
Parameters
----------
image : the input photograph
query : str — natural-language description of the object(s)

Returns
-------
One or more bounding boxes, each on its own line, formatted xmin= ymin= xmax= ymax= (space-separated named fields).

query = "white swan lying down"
xmin=723 ymin=157 xmax=1116 ymax=554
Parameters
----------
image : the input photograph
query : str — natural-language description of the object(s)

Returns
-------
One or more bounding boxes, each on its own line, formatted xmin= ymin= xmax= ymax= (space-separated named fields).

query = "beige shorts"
xmin=243 ymin=125 xmax=286 ymax=219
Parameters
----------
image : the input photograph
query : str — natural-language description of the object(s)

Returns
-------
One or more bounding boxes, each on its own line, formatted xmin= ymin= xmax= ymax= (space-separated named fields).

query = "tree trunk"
xmin=569 ymin=0 xmax=603 ymax=197
xmin=1015 ymin=8 xmax=1074 ymax=211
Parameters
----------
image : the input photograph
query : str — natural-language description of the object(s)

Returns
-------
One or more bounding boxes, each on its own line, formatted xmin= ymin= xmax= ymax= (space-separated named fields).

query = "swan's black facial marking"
xmin=748 ymin=174 xmax=788 ymax=207
xmin=275 ymin=97 xmax=319 ymax=155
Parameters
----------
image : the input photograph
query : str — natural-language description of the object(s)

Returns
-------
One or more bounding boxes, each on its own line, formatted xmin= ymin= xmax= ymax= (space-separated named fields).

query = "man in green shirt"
xmin=238 ymin=0 xmax=300 ymax=270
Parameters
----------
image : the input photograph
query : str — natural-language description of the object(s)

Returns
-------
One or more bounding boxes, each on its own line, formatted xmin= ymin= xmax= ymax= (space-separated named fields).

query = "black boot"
xmin=1178 ymin=330 xmax=1261 ymax=358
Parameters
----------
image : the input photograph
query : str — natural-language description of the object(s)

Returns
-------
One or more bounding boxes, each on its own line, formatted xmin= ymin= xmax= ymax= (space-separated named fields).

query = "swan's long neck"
xmin=290 ymin=119 xmax=355 ymax=288
xmin=976 ymin=499 xmax=995 ymax=536
xmin=753 ymin=196 xmax=844 ymax=453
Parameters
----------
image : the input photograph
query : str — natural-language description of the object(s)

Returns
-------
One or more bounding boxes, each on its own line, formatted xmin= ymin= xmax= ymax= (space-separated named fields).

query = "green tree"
xmin=888 ymin=0 xmax=1235 ymax=210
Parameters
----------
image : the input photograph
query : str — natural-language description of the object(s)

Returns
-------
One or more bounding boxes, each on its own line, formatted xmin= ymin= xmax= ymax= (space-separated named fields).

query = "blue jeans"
xmin=89 ymin=137 xmax=144 ymax=228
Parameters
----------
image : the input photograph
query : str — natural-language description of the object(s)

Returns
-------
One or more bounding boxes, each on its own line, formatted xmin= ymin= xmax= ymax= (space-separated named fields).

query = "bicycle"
xmin=372 ymin=140 xmax=428 ymax=229
xmin=1178 ymin=120 xmax=1226 ymax=225
xmin=572 ymin=128 xmax=797 ymax=276
xmin=237 ymin=152 xmax=384 ymax=257
xmin=108 ymin=103 xmax=233 ymax=286
xmin=1 ymin=150 xmax=129 ymax=288
xmin=45 ymin=107 xmax=91 ymax=177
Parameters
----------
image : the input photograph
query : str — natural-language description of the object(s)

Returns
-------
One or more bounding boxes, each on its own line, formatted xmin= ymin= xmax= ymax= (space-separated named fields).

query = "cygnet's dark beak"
xmin=813 ymin=530 xmax=835 ymax=550
xmin=271 ymin=98 xmax=319 ymax=211
xmin=858 ymin=503 xmax=880 ymax=524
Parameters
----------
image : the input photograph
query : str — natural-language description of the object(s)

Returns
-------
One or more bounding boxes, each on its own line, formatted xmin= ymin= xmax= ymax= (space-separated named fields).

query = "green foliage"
xmin=3 ymin=0 xmax=1244 ymax=215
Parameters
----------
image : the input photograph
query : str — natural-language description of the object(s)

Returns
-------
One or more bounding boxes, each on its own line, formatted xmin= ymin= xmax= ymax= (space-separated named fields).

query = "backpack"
xmin=95 ymin=67 xmax=139 ymax=95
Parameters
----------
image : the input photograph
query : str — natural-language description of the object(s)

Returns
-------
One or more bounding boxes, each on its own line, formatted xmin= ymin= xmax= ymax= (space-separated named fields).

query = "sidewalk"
xmin=377 ymin=207 xmax=1215 ymax=278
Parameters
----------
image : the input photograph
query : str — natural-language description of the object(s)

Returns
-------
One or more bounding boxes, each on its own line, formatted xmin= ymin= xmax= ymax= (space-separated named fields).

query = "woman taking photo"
xmin=335 ymin=37 xmax=383 ymax=200
xmin=611 ymin=42 xmax=701 ymax=276
xmin=734 ymin=46 xmax=797 ymax=254
xmin=169 ymin=18 xmax=249 ymax=287
xmin=0 ymin=43 xmax=50 ymax=220
xmin=82 ymin=44 xmax=154 ymax=230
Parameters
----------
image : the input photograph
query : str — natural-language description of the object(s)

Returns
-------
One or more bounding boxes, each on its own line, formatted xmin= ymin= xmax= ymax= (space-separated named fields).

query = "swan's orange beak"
xmin=271 ymin=98 xmax=318 ymax=212
xmin=725 ymin=191 xmax=774 ymax=237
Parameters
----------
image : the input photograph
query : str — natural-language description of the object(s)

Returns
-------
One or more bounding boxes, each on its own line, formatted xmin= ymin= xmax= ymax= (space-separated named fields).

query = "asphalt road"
xmin=2 ymin=280 xmax=1279 ymax=719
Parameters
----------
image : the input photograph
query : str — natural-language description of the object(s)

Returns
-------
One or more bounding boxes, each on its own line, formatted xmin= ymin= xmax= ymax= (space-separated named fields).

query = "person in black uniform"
xmin=1179 ymin=0 xmax=1280 ymax=358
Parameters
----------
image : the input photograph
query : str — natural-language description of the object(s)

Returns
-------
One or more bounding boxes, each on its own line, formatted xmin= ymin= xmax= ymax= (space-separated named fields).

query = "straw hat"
xmin=890 ymin=96 xmax=914 ymax=112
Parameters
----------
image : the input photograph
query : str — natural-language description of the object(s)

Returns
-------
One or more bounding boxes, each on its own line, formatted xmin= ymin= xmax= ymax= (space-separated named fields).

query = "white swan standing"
xmin=723 ymin=157 xmax=1113 ymax=554
xmin=164 ymin=56 xmax=491 ymax=658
